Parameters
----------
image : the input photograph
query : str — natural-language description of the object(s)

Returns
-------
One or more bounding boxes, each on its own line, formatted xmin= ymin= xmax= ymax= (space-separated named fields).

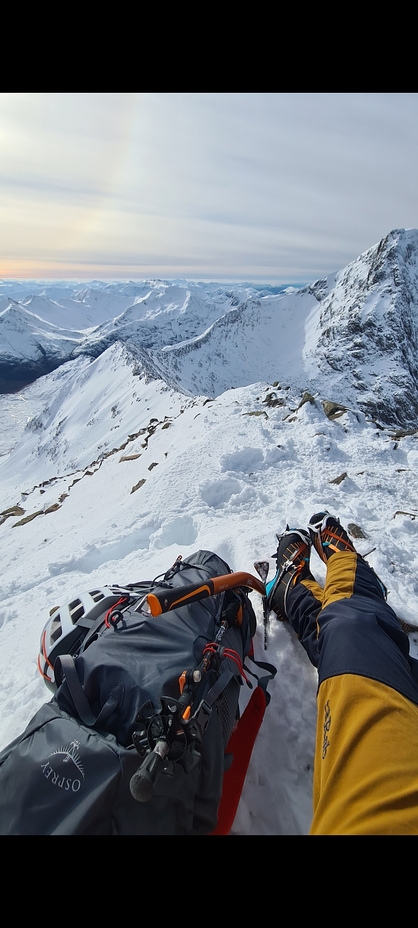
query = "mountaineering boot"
xmin=308 ymin=511 xmax=356 ymax=563
xmin=308 ymin=511 xmax=388 ymax=600
xmin=264 ymin=528 xmax=312 ymax=621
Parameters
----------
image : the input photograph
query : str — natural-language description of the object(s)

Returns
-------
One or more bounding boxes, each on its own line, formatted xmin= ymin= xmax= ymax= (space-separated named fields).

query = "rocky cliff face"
xmin=303 ymin=229 xmax=418 ymax=426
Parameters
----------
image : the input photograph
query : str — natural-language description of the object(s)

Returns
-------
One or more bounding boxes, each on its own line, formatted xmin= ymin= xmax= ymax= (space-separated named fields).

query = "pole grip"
xmin=130 ymin=740 xmax=169 ymax=802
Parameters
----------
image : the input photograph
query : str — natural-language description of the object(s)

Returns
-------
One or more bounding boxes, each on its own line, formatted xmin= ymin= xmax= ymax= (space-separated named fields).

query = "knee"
xmin=317 ymin=600 xmax=415 ymax=703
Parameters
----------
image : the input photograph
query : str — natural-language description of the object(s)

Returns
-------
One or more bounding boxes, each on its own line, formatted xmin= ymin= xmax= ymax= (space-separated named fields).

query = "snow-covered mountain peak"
xmin=302 ymin=228 xmax=418 ymax=426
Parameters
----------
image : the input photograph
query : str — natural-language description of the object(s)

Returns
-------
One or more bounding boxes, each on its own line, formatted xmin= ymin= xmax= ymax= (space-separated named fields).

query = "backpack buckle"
xmin=188 ymin=699 xmax=212 ymax=739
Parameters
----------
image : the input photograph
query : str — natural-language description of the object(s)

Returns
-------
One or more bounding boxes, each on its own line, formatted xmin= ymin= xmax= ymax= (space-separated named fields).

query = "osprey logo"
xmin=41 ymin=741 xmax=85 ymax=792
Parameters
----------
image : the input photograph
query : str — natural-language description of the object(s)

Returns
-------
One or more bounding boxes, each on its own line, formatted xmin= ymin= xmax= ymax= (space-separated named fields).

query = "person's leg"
xmin=308 ymin=514 xmax=418 ymax=834
xmin=284 ymin=577 xmax=323 ymax=667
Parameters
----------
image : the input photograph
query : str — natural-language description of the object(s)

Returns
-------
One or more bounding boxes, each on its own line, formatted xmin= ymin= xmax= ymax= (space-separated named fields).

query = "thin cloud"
xmin=1 ymin=93 xmax=418 ymax=281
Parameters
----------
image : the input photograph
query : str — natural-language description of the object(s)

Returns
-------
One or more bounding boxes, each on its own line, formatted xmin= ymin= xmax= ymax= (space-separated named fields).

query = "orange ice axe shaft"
xmin=144 ymin=572 xmax=265 ymax=617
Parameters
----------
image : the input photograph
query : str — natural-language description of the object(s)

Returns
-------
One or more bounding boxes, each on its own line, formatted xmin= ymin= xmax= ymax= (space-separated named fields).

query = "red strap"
xmin=209 ymin=686 xmax=267 ymax=836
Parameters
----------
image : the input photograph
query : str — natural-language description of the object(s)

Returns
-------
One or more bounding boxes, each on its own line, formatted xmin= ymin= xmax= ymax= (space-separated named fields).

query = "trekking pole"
xmin=129 ymin=739 xmax=171 ymax=802
xmin=137 ymin=571 xmax=265 ymax=617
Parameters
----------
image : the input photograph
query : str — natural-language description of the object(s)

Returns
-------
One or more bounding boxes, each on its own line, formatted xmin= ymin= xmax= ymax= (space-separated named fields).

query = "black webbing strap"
xmin=56 ymin=655 xmax=124 ymax=728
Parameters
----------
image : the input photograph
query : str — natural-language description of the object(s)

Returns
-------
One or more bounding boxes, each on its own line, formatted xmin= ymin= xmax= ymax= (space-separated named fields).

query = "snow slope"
xmin=0 ymin=338 xmax=417 ymax=834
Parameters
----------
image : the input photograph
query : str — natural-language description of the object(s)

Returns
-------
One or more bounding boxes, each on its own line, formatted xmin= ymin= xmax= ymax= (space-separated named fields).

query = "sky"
xmin=1 ymin=93 xmax=418 ymax=283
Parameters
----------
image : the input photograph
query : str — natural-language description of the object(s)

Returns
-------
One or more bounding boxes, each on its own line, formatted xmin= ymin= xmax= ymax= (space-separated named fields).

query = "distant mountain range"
xmin=1 ymin=228 xmax=417 ymax=427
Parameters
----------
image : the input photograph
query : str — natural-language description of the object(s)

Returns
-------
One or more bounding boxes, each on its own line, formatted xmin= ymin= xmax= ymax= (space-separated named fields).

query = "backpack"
xmin=0 ymin=550 xmax=275 ymax=835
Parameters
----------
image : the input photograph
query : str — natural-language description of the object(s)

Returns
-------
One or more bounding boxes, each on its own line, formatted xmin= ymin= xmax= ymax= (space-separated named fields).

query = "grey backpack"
xmin=0 ymin=550 xmax=272 ymax=835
